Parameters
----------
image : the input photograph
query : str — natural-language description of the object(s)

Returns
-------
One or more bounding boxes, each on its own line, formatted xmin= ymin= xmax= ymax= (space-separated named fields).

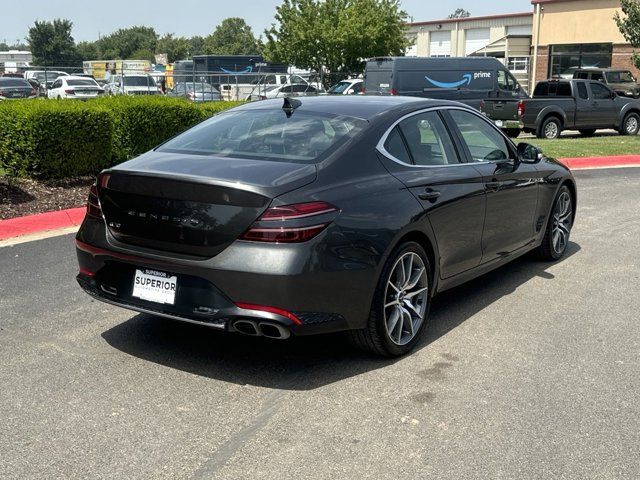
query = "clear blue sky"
xmin=2 ymin=0 xmax=533 ymax=44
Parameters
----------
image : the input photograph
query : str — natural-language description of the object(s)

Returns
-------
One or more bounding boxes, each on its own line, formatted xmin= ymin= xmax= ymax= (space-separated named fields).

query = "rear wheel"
xmin=538 ymin=186 xmax=573 ymax=261
xmin=579 ymin=129 xmax=596 ymax=137
xmin=620 ymin=112 xmax=640 ymax=135
xmin=537 ymin=116 xmax=562 ymax=139
xmin=349 ymin=242 xmax=431 ymax=357
xmin=505 ymin=128 xmax=521 ymax=138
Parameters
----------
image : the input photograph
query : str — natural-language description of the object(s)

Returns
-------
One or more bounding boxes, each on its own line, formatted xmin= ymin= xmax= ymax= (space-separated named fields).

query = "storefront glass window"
xmin=549 ymin=44 xmax=612 ymax=79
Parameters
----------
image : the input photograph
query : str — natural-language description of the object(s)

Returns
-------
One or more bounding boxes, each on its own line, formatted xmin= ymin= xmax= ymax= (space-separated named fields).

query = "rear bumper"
xmin=75 ymin=222 xmax=377 ymax=336
xmin=493 ymin=119 xmax=524 ymax=129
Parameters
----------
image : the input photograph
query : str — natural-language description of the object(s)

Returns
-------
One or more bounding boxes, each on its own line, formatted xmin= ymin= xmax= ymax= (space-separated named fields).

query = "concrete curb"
xmin=1 ymin=155 xmax=639 ymax=242
xmin=0 ymin=207 xmax=85 ymax=241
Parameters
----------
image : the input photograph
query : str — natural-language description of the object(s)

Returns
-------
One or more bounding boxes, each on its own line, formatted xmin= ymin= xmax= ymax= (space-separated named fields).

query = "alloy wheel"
xmin=552 ymin=191 xmax=572 ymax=254
xmin=625 ymin=116 xmax=638 ymax=134
xmin=383 ymin=252 xmax=429 ymax=346
xmin=545 ymin=121 xmax=559 ymax=139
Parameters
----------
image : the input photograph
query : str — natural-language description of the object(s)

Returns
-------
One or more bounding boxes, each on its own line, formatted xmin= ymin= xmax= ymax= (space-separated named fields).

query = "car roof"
xmin=576 ymin=68 xmax=630 ymax=72
xmin=234 ymin=95 xmax=466 ymax=120
xmin=64 ymin=75 xmax=97 ymax=80
xmin=0 ymin=77 xmax=30 ymax=84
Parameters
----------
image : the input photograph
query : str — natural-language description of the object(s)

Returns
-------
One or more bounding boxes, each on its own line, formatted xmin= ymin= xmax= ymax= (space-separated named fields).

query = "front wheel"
xmin=538 ymin=186 xmax=573 ymax=261
xmin=620 ymin=112 xmax=640 ymax=135
xmin=349 ymin=242 xmax=431 ymax=357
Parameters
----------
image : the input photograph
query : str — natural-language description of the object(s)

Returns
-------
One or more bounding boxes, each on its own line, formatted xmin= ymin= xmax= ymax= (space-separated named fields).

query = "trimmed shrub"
xmin=0 ymin=97 xmax=242 ymax=179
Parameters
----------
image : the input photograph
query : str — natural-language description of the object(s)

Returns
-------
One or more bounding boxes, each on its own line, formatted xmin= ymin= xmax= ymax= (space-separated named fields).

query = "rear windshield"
xmin=0 ymin=78 xmax=29 ymax=87
xmin=123 ymin=76 xmax=156 ymax=86
xmin=158 ymin=109 xmax=367 ymax=163
xmin=533 ymin=82 xmax=572 ymax=97
xmin=67 ymin=79 xmax=99 ymax=86
xmin=364 ymin=65 xmax=393 ymax=93
xmin=327 ymin=81 xmax=352 ymax=94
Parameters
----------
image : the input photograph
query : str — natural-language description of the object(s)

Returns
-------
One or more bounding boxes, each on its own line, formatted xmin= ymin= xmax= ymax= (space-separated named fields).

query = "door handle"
xmin=418 ymin=188 xmax=441 ymax=201
xmin=485 ymin=181 xmax=502 ymax=191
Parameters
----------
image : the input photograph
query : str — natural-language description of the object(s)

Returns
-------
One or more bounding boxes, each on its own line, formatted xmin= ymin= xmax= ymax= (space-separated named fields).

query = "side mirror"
xmin=517 ymin=142 xmax=543 ymax=163
xmin=611 ymin=91 xmax=617 ymax=99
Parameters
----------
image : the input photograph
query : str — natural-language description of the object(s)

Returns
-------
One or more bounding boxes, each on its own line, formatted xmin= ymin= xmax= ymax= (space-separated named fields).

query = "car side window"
xmin=497 ymin=70 xmax=516 ymax=91
xmin=384 ymin=127 xmax=412 ymax=165
xmin=449 ymin=110 xmax=511 ymax=162
xmin=577 ymin=82 xmax=589 ymax=100
xmin=397 ymin=111 xmax=459 ymax=166
xmin=590 ymin=82 xmax=612 ymax=100
xmin=351 ymin=82 xmax=363 ymax=94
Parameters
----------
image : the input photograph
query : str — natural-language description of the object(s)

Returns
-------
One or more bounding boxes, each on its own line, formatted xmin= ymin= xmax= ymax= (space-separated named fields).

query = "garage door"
xmin=465 ymin=28 xmax=490 ymax=55
xmin=507 ymin=25 xmax=533 ymax=36
xmin=430 ymin=31 xmax=451 ymax=57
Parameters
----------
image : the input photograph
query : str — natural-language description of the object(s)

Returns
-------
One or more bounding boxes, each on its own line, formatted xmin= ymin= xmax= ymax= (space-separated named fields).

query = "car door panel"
xmin=377 ymin=111 xmax=486 ymax=279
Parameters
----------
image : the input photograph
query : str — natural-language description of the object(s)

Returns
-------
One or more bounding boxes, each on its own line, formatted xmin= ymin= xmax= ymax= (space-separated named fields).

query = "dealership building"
xmin=406 ymin=0 xmax=639 ymax=92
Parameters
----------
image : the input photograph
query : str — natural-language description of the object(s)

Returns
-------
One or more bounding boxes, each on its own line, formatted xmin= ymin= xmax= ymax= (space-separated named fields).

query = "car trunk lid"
xmin=98 ymin=152 xmax=317 ymax=257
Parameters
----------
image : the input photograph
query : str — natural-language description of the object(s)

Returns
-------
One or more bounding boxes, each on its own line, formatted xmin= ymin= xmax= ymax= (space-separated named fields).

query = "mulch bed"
xmin=0 ymin=176 xmax=94 ymax=220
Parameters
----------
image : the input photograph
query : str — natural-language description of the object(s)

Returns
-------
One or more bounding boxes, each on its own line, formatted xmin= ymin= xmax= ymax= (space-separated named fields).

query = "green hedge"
xmin=0 ymin=97 xmax=243 ymax=178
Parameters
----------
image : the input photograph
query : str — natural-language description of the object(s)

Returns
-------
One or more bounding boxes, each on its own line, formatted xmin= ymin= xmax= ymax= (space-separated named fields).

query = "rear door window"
xmin=577 ymin=82 xmax=589 ymax=99
xmin=396 ymin=111 xmax=459 ymax=166
xmin=384 ymin=127 xmax=412 ymax=164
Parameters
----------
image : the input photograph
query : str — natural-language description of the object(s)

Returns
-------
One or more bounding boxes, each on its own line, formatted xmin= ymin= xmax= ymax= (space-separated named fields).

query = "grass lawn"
xmin=527 ymin=132 xmax=640 ymax=159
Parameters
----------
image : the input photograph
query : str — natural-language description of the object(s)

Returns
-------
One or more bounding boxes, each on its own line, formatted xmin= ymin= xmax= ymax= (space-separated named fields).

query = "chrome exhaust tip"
xmin=233 ymin=320 xmax=260 ymax=336
xmin=258 ymin=322 xmax=290 ymax=340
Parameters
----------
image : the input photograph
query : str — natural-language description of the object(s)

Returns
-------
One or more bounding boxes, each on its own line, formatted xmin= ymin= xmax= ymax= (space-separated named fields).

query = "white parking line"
xmin=0 ymin=226 xmax=78 ymax=248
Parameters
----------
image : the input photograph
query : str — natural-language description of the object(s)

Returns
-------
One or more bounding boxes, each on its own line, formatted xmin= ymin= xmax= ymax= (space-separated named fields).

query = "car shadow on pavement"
xmin=101 ymin=242 xmax=581 ymax=391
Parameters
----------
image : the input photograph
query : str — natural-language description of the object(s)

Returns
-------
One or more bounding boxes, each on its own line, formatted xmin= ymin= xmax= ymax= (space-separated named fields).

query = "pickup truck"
xmin=520 ymin=79 xmax=640 ymax=139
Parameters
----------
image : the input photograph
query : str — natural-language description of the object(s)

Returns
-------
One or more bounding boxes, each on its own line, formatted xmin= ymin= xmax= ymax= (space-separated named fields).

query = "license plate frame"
xmin=132 ymin=268 xmax=177 ymax=305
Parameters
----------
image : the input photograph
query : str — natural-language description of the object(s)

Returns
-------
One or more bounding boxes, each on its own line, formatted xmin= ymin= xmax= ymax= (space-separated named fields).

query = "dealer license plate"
xmin=132 ymin=269 xmax=177 ymax=305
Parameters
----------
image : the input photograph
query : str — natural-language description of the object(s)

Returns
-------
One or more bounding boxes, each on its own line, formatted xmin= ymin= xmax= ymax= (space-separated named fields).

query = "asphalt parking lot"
xmin=1 ymin=168 xmax=639 ymax=480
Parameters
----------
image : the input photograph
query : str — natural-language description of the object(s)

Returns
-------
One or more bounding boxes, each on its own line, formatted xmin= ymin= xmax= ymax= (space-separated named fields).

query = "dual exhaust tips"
xmin=233 ymin=320 xmax=291 ymax=340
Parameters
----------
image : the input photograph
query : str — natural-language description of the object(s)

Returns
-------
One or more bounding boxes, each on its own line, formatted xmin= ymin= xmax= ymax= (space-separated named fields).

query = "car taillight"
xmin=0 ymin=89 xmax=4 ymax=97
xmin=240 ymin=201 xmax=339 ymax=243
xmin=29 ymin=88 xmax=37 ymax=97
xmin=390 ymin=88 xmax=398 ymax=96
xmin=64 ymin=89 xmax=76 ymax=95
xmin=517 ymin=100 xmax=525 ymax=117
xmin=362 ymin=87 xmax=366 ymax=93
xmin=86 ymin=183 xmax=102 ymax=219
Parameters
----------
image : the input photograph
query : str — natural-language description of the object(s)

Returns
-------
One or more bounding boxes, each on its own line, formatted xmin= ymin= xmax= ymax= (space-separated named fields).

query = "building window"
xmin=548 ymin=43 xmax=612 ymax=79
xmin=508 ymin=57 xmax=529 ymax=73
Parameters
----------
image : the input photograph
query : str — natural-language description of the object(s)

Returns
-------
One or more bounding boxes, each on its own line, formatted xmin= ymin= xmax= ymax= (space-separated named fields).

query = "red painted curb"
xmin=559 ymin=155 xmax=640 ymax=170
xmin=0 ymin=207 xmax=86 ymax=241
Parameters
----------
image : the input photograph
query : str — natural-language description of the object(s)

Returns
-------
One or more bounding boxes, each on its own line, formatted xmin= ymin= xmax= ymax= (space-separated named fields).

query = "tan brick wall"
xmin=533 ymin=45 xmax=549 ymax=85
xmin=612 ymin=44 xmax=640 ymax=79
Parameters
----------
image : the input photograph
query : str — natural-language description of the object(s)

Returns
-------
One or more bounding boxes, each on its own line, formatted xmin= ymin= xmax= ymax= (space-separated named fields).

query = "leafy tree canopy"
xmin=156 ymin=33 xmax=191 ymax=63
xmin=264 ymin=0 xmax=409 ymax=73
xmin=615 ymin=0 xmax=640 ymax=69
xmin=203 ymin=18 xmax=261 ymax=55
xmin=96 ymin=26 xmax=157 ymax=60
xmin=27 ymin=19 xmax=79 ymax=66
xmin=448 ymin=8 xmax=471 ymax=19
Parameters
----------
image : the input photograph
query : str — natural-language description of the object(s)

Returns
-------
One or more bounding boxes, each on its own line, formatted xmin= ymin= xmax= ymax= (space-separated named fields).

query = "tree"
xmin=96 ymin=26 xmax=157 ymax=59
xmin=156 ymin=33 xmax=191 ymax=63
xmin=264 ymin=0 xmax=409 ymax=73
xmin=203 ymin=18 xmax=261 ymax=55
xmin=448 ymin=8 xmax=471 ymax=19
xmin=76 ymin=40 xmax=100 ymax=61
xmin=27 ymin=19 xmax=80 ymax=66
xmin=189 ymin=35 xmax=206 ymax=56
xmin=615 ymin=0 xmax=640 ymax=69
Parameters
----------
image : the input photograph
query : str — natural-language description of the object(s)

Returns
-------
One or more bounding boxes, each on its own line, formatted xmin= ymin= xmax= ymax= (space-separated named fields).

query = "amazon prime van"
xmin=364 ymin=57 xmax=527 ymax=135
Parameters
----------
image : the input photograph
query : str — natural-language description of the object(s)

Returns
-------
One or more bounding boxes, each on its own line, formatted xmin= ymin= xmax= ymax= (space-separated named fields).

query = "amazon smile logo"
xmin=425 ymin=71 xmax=491 ymax=89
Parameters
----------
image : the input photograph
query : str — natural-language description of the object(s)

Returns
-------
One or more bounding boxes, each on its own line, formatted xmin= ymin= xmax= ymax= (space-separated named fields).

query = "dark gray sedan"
xmin=0 ymin=78 xmax=38 ymax=100
xmin=76 ymin=96 xmax=576 ymax=357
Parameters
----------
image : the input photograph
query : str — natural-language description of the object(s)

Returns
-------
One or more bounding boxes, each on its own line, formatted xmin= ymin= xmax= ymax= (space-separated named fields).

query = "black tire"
xmin=537 ymin=116 xmax=562 ymax=139
xmin=505 ymin=128 xmax=521 ymax=138
xmin=537 ymin=186 xmax=573 ymax=261
xmin=349 ymin=241 xmax=432 ymax=357
xmin=620 ymin=112 xmax=640 ymax=136
xmin=579 ymin=129 xmax=596 ymax=137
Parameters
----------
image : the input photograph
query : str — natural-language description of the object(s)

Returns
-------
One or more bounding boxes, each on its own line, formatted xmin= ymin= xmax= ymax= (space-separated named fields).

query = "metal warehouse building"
xmin=406 ymin=0 xmax=639 ymax=93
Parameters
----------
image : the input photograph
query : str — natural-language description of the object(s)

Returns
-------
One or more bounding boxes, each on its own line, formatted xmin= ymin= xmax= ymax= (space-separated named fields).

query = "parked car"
xmin=104 ymin=75 xmax=159 ymax=96
xmin=244 ymin=73 xmax=311 ymax=100
xmin=168 ymin=82 xmax=221 ymax=102
xmin=573 ymin=68 xmax=640 ymax=98
xmin=75 ymin=96 xmax=576 ymax=357
xmin=364 ymin=56 xmax=527 ymax=137
xmin=47 ymin=76 xmax=104 ymax=99
xmin=326 ymin=79 xmax=364 ymax=95
xmin=0 ymin=77 xmax=38 ymax=100
xmin=520 ymin=78 xmax=640 ymax=139
xmin=248 ymin=83 xmax=318 ymax=100
xmin=25 ymin=70 xmax=69 ymax=94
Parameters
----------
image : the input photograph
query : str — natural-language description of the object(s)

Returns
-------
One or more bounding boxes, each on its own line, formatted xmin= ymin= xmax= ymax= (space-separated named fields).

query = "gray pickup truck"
xmin=521 ymin=79 xmax=640 ymax=139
